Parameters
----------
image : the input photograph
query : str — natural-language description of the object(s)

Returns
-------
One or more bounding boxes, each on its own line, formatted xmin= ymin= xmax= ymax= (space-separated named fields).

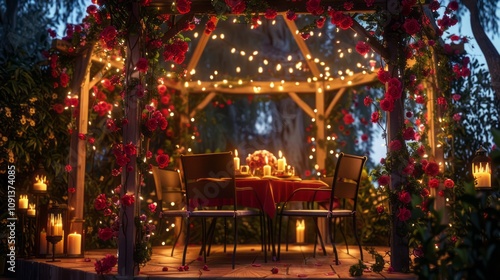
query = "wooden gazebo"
xmin=62 ymin=0 xmax=445 ymax=277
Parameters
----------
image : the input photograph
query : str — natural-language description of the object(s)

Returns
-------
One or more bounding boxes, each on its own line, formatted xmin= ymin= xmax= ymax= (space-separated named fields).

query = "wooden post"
xmin=118 ymin=2 xmax=141 ymax=277
xmin=67 ymin=46 xmax=93 ymax=247
xmin=384 ymin=4 xmax=410 ymax=271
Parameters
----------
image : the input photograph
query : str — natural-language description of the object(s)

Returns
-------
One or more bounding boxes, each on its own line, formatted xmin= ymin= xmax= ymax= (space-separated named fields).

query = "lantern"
xmin=45 ymin=203 xmax=68 ymax=261
xmin=472 ymin=146 xmax=492 ymax=190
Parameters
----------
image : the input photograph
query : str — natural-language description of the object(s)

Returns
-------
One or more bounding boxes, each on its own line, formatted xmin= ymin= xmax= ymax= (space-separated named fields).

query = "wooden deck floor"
xmin=14 ymin=244 xmax=417 ymax=279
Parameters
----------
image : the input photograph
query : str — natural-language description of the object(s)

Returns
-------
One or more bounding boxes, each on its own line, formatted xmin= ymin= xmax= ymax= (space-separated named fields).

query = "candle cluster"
xmin=473 ymin=162 xmax=491 ymax=189
xmin=47 ymin=213 xmax=63 ymax=236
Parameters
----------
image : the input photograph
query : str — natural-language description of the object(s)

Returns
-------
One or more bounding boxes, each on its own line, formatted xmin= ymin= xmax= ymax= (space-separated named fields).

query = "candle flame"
xmin=279 ymin=150 xmax=282 ymax=158
xmin=234 ymin=149 xmax=238 ymax=157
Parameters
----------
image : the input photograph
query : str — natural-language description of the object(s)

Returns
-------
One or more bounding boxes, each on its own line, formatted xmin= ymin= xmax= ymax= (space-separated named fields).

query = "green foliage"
xmin=349 ymin=259 xmax=367 ymax=276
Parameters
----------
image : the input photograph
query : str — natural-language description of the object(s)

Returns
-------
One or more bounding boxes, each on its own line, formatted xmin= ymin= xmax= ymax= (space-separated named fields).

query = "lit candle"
xmin=296 ymin=219 xmax=305 ymax=243
xmin=67 ymin=232 xmax=82 ymax=255
xmin=474 ymin=163 xmax=491 ymax=189
xmin=40 ymin=229 xmax=47 ymax=254
xmin=18 ymin=195 xmax=28 ymax=209
xmin=234 ymin=149 xmax=240 ymax=171
xmin=263 ymin=157 xmax=271 ymax=176
xmin=27 ymin=203 xmax=36 ymax=217
xmin=277 ymin=150 xmax=285 ymax=171
xmin=33 ymin=175 xmax=47 ymax=191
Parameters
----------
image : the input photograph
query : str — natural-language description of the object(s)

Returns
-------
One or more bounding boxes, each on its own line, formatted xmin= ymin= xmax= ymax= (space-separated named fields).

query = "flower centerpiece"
xmin=246 ymin=150 xmax=277 ymax=176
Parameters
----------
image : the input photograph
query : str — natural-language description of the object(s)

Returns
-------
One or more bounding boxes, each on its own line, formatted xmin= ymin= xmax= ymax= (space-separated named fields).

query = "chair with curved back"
xmin=276 ymin=152 xmax=367 ymax=264
xmin=180 ymin=151 xmax=266 ymax=269
xmin=151 ymin=166 xmax=187 ymax=256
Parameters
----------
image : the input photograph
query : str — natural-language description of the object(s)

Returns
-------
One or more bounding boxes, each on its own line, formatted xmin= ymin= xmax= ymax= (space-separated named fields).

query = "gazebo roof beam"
xmin=282 ymin=13 xmax=322 ymax=78
xmin=183 ymin=72 xmax=377 ymax=94
xmin=149 ymin=0 xmax=384 ymax=14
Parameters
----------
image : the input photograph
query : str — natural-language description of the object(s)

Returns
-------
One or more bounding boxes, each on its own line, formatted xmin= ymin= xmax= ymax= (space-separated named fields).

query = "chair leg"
xmin=352 ymin=215 xmax=363 ymax=261
xmin=285 ymin=217 xmax=289 ymax=251
xmin=232 ymin=217 xmax=237 ymax=269
xmin=205 ymin=217 xmax=217 ymax=256
xmin=277 ymin=214 xmax=284 ymax=260
xmin=312 ymin=217 xmax=327 ymax=257
xmin=328 ymin=217 xmax=339 ymax=265
xmin=223 ymin=217 xmax=228 ymax=253
xmin=182 ymin=217 xmax=191 ymax=266
xmin=338 ymin=218 xmax=349 ymax=254
xmin=171 ymin=217 xmax=184 ymax=257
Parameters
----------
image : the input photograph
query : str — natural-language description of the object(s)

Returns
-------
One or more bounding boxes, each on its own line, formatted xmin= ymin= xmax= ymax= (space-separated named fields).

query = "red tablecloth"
xmin=236 ymin=178 xmax=330 ymax=217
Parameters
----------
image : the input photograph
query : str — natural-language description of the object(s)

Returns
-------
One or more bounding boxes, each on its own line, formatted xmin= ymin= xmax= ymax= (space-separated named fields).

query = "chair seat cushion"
xmin=330 ymin=209 xmax=354 ymax=216
xmin=162 ymin=210 xmax=189 ymax=217
xmin=280 ymin=209 xmax=330 ymax=217
xmin=189 ymin=209 xmax=260 ymax=217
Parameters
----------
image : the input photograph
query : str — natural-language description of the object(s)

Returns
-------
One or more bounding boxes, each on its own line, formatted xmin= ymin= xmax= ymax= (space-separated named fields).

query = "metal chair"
xmin=276 ymin=152 xmax=367 ymax=264
xmin=151 ymin=166 xmax=187 ymax=256
xmin=180 ymin=152 xmax=266 ymax=269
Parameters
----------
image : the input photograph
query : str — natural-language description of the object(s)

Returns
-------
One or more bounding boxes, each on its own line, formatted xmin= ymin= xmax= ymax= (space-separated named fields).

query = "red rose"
xmin=157 ymin=84 xmax=167 ymax=94
xmin=377 ymin=174 xmax=390 ymax=186
xmin=355 ymin=41 xmax=371 ymax=56
xmin=402 ymin=127 xmax=416 ymax=141
xmin=68 ymin=187 xmax=76 ymax=194
xmin=376 ymin=205 xmax=384 ymax=214
xmin=136 ymin=58 xmax=148 ymax=73
xmin=148 ymin=203 xmax=157 ymax=213
xmin=377 ymin=68 xmax=391 ymax=83
xmin=121 ymin=193 xmax=135 ymax=206
xmin=225 ymin=0 xmax=245 ymax=14
xmin=338 ymin=15 xmax=353 ymax=30
xmin=306 ymin=0 xmax=323 ymax=15
xmin=264 ymin=8 xmax=277 ymax=20
xmin=424 ymin=161 xmax=440 ymax=177
xmin=389 ymin=139 xmax=402 ymax=151
xmin=60 ymin=72 xmax=70 ymax=87
xmin=156 ymin=153 xmax=170 ymax=168
xmin=343 ymin=113 xmax=355 ymax=125
xmin=398 ymin=190 xmax=412 ymax=204
xmin=380 ymin=97 xmax=394 ymax=112
xmin=364 ymin=96 xmax=373 ymax=106
xmin=421 ymin=188 xmax=430 ymax=197
xmin=145 ymin=118 xmax=158 ymax=131
xmin=65 ymin=164 xmax=73 ymax=173
xmin=98 ymin=227 xmax=114 ymax=241
xmin=444 ymin=178 xmax=455 ymax=188
xmin=176 ymin=0 xmax=191 ymax=14
xmin=371 ymin=111 xmax=380 ymax=123
xmin=100 ymin=26 xmax=117 ymax=42
xmin=53 ymin=103 xmax=64 ymax=114
xmin=396 ymin=207 xmax=411 ymax=222
xmin=94 ymin=194 xmax=108 ymax=210
xmin=403 ymin=18 xmax=421 ymax=36
xmin=123 ymin=143 xmax=137 ymax=156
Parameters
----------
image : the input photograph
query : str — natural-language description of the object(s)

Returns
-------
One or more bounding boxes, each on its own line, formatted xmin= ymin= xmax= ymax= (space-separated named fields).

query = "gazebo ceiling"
xmin=149 ymin=0 xmax=385 ymax=14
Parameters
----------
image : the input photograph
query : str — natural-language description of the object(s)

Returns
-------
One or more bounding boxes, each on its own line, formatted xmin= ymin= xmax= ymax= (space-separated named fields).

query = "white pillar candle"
xmin=33 ymin=175 xmax=47 ymax=191
xmin=40 ymin=229 xmax=47 ymax=254
xmin=296 ymin=219 xmax=305 ymax=243
xmin=234 ymin=149 xmax=240 ymax=171
xmin=67 ymin=232 xmax=82 ymax=255
xmin=19 ymin=195 xmax=28 ymax=209
xmin=263 ymin=165 xmax=271 ymax=176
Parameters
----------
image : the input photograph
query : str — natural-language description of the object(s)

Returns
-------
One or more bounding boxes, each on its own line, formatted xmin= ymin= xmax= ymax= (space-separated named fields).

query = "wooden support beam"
xmin=189 ymin=92 xmax=217 ymax=118
xmin=350 ymin=19 xmax=389 ymax=60
xmin=288 ymin=92 xmax=315 ymax=118
xmin=325 ymin=88 xmax=346 ymax=118
xmin=185 ymin=19 xmax=217 ymax=79
xmin=315 ymin=84 xmax=326 ymax=170
xmin=282 ymin=14 xmax=323 ymax=78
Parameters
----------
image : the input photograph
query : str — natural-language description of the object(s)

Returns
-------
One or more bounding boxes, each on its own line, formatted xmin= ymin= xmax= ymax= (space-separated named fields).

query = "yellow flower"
xmin=29 ymin=97 xmax=37 ymax=103
xmin=30 ymin=120 xmax=35 ymax=126
xmin=29 ymin=108 xmax=35 ymax=115
xmin=20 ymin=117 xmax=26 ymax=125
xmin=52 ymin=93 xmax=58 ymax=99
xmin=2 ymin=136 xmax=7 ymax=141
